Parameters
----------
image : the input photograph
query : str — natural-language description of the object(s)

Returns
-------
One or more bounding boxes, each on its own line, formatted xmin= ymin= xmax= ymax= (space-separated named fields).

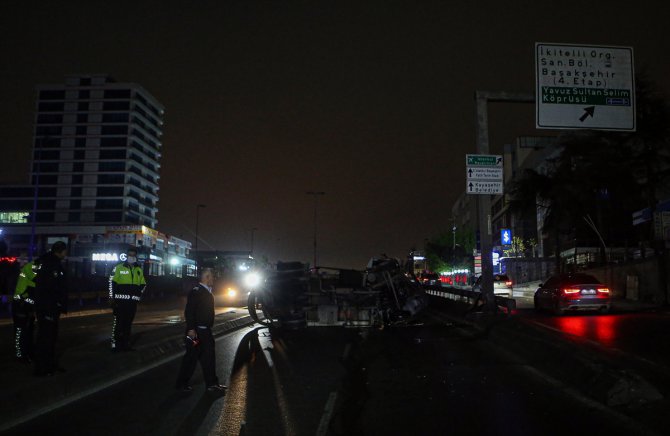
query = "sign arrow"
xmin=468 ymin=169 xmax=473 ymax=177
xmin=579 ymin=106 xmax=595 ymax=122
xmin=468 ymin=182 xmax=473 ymax=191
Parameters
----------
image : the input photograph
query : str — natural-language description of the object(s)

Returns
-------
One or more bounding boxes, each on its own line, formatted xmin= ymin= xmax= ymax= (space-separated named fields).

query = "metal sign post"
xmin=474 ymin=91 xmax=534 ymax=312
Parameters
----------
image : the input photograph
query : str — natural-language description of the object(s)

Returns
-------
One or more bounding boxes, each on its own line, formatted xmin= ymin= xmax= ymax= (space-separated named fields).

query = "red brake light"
xmin=505 ymin=281 xmax=512 ymax=286
xmin=597 ymin=288 xmax=610 ymax=294
xmin=562 ymin=287 xmax=580 ymax=294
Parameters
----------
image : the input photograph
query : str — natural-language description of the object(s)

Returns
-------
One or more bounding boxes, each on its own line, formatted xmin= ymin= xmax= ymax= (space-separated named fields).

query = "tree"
xmin=425 ymin=226 xmax=476 ymax=273
xmin=503 ymin=236 xmax=526 ymax=257
xmin=508 ymin=75 xmax=670 ymax=272
xmin=508 ymin=165 xmax=576 ymax=270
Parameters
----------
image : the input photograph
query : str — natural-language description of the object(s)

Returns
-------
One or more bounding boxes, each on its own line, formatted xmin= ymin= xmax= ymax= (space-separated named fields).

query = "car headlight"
xmin=243 ymin=272 xmax=262 ymax=288
xmin=226 ymin=288 xmax=237 ymax=298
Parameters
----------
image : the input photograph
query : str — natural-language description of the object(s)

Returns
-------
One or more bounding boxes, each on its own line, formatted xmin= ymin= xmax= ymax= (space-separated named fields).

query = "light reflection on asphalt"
xmin=552 ymin=314 xmax=619 ymax=346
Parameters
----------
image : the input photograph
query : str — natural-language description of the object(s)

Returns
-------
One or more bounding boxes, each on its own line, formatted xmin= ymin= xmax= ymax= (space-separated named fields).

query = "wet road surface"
xmin=518 ymin=304 xmax=670 ymax=369
xmin=5 ymin=307 xmax=657 ymax=435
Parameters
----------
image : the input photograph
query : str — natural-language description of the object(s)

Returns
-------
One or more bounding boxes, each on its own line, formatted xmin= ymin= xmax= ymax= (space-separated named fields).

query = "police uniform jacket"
xmin=14 ymin=261 xmax=38 ymax=305
xmin=109 ymin=262 xmax=146 ymax=302
xmin=34 ymin=253 xmax=67 ymax=315
xmin=184 ymin=284 xmax=215 ymax=331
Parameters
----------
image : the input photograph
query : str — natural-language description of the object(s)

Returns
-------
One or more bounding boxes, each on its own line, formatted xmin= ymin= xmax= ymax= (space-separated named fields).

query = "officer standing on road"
xmin=175 ymin=267 xmax=226 ymax=392
xmin=108 ymin=247 xmax=146 ymax=352
xmin=33 ymin=241 xmax=68 ymax=376
xmin=13 ymin=258 xmax=39 ymax=363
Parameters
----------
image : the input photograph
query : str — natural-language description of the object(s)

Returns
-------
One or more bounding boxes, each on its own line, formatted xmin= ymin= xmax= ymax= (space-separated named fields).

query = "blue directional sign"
xmin=501 ymin=229 xmax=512 ymax=245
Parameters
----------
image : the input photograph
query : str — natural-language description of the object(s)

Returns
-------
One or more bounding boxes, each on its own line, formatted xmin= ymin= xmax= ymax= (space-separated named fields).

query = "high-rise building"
xmin=32 ymin=74 xmax=163 ymax=228
xmin=0 ymin=75 xmax=194 ymax=277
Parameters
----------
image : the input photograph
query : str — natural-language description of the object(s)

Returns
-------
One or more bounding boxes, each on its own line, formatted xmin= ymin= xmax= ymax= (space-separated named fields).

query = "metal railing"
xmin=423 ymin=285 xmax=516 ymax=315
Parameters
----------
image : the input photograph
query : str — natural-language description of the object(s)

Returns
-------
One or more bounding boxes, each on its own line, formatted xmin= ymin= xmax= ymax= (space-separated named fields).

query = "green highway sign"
xmin=535 ymin=42 xmax=635 ymax=131
xmin=466 ymin=155 xmax=502 ymax=166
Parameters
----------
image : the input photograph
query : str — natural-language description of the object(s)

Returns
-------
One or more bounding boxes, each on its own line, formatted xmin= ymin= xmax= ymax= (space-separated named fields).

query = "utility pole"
xmin=195 ymin=204 xmax=206 ymax=270
xmin=306 ymin=191 xmax=325 ymax=268
xmin=451 ymin=217 xmax=457 ymax=250
xmin=249 ymin=227 xmax=257 ymax=256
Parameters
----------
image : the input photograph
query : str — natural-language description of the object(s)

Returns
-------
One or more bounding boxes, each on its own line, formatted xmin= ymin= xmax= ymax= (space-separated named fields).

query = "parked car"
xmin=472 ymin=274 xmax=513 ymax=296
xmin=418 ymin=272 xmax=442 ymax=287
xmin=533 ymin=273 xmax=611 ymax=315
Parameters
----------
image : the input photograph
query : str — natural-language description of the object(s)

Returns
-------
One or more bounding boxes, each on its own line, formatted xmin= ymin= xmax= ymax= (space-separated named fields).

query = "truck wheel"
xmin=247 ymin=291 xmax=274 ymax=327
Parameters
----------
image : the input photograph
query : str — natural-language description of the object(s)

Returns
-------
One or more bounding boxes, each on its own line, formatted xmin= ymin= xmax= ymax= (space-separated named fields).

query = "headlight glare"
xmin=243 ymin=272 xmax=262 ymax=288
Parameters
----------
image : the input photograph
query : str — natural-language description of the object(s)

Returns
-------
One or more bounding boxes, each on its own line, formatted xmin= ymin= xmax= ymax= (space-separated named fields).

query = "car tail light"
xmin=562 ymin=287 xmax=580 ymax=294
xmin=505 ymin=281 xmax=512 ymax=286
xmin=597 ymin=287 xmax=610 ymax=294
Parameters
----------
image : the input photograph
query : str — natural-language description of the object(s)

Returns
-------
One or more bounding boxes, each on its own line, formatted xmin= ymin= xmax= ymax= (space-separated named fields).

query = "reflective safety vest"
xmin=14 ymin=261 xmax=37 ymax=305
xmin=109 ymin=262 xmax=146 ymax=300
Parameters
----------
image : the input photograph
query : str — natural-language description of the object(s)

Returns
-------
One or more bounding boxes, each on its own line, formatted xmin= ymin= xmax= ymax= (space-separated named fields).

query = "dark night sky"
xmin=1 ymin=1 xmax=669 ymax=268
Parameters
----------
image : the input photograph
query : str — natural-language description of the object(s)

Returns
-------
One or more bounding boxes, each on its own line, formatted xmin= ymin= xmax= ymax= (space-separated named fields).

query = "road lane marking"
xmin=258 ymin=330 xmax=296 ymax=435
xmin=316 ymin=392 xmax=338 ymax=436
xmin=212 ymin=362 xmax=249 ymax=436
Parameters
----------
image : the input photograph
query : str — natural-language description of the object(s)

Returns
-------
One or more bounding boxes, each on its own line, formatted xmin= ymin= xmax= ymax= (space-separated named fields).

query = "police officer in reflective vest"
xmin=34 ymin=241 xmax=68 ymax=376
xmin=13 ymin=259 xmax=39 ymax=363
xmin=109 ymin=247 xmax=146 ymax=351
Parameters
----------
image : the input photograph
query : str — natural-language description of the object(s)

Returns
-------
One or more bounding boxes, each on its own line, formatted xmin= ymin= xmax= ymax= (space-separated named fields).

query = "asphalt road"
xmin=4 ymin=325 xmax=355 ymax=436
xmin=4 ymin=326 xmax=254 ymax=436
xmin=5 ymin=304 xmax=660 ymax=436
xmin=4 ymin=287 xmax=670 ymax=436
xmin=336 ymin=313 xmax=643 ymax=436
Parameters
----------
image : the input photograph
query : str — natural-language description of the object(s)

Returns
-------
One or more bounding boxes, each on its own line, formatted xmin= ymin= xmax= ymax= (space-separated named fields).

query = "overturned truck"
xmin=247 ymin=257 xmax=428 ymax=329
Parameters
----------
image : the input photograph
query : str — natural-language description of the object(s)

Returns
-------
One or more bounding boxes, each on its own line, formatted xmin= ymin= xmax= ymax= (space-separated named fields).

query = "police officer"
xmin=108 ymin=247 xmax=146 ymax=352
xmin=175 ymin=267 xmax=226 ymax=392
xmin=33 ymin=241 xmax=68 ymax=376
xmin=13 ymin=259 xmax=39 ymax=363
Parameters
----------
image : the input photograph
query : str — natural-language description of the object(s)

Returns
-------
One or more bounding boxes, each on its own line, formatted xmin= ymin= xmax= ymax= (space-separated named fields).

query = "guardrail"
xmin=423 ymin=285 xmax=517 ymax=315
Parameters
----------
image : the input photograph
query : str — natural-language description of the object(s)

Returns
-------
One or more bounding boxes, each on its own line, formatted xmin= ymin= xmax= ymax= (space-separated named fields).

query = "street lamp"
xmin=452 ymin=225 xmax=457 ymax=250
xmin=195 ymin=204 xmax=206 ymax=269
xmin=306 ymin=191 xmax=325 ymax=268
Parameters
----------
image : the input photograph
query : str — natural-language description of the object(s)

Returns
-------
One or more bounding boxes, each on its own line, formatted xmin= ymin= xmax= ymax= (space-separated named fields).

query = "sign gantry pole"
xmin=473 ymin=91 xmax=534 ymax=312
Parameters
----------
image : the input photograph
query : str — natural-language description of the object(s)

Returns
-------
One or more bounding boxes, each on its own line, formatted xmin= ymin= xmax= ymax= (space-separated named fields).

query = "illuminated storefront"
xmin=0 ymin=224 xmax=194 ymax=278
